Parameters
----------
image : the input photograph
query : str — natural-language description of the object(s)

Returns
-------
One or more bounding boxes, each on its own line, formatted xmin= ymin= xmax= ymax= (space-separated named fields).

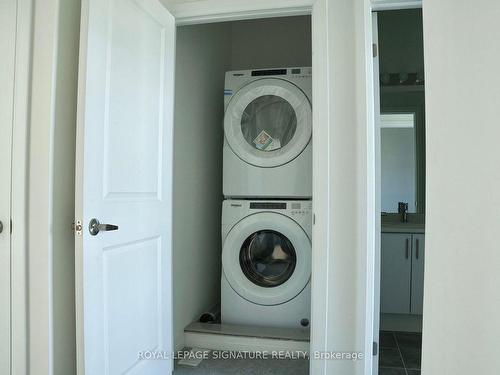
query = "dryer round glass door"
xmin=222 ymin=212 xmax=311 ymax=306
xmin=241 ymin=95 xmax=297 ymax=152
xmin=224 ymin=78 xmax=312 ymax=168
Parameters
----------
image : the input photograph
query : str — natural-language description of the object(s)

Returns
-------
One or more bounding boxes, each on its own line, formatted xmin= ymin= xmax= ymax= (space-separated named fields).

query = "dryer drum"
xmin=241 ymin=95 xmax=297 ymax=152
xmin=239 ymin=229 xmax=297 ymax=288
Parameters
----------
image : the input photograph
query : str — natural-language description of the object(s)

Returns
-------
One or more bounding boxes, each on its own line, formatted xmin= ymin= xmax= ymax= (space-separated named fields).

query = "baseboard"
xmin=381 ymin=313 xmax=422 ymax=332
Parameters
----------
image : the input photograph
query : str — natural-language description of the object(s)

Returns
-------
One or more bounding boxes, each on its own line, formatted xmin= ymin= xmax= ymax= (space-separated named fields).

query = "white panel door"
xmin=75 ymin=0 xmax=175 ymax=374
xmin=0 ymin=0 xmax=17 ymax=373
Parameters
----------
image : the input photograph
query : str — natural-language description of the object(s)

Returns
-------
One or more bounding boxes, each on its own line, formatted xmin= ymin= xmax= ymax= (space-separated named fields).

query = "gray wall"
xmin=173 ymin=23 xmax=231 ymax=350
xmin=381 ymin=91 xmax=426 ymax=212
xmin=378 ymin=9 xmax=424 ymax=75
xmin=378 ymin=9 xmax=426 ymax=212
xmin=173 ymin=16 xmax=311 ymax=350
xmin=422 ymin=1 xmax=500 ymax=374
xmin=230 ymin=16 xmax=311 ymax=70
xmin=381 ymin=127 xmax=416 ymax=213
xmin=52 ymin=0 xmax=80 ymax=372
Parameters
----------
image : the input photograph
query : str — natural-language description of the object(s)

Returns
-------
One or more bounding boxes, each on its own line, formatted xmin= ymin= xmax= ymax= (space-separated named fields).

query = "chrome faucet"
xmin=398 ymin=202 xmax=409 ymax=223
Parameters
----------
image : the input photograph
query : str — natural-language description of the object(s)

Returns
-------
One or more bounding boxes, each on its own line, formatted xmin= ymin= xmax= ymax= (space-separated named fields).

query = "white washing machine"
xmin=223 ymin=67 xmax=312 ymax=199
xmin=221 ymin=200 xmax=311 ymax=329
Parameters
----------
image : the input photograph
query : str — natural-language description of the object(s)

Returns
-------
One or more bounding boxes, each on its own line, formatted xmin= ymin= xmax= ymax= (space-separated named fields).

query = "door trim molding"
xmin=370 ymin=2 xmax=423 ymax=375
xmin=166 ymin=0 xmax=314 ymax=25
xmin=154 ymin=1 xmax=342 ymax=374
xmin=29 ymin=0 xmax=81 ymax=374
xmin=371 ymin=0 xmax=422 ymax=11
xmin=11 ymin=0 xmax=33 ymax=374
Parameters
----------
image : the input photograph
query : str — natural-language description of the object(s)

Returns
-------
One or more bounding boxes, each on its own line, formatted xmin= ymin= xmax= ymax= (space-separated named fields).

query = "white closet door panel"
xmin=75 ymin=0 xmax=175 ymax=373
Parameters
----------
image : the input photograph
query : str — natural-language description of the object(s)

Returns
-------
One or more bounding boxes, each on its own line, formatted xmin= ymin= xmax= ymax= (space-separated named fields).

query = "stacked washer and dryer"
xmin=221 ymin=67 xmax=313 ymax=329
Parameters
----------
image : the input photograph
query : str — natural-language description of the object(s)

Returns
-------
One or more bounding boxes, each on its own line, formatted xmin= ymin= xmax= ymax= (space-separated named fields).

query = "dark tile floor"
xmin=174 ymin=358 xmax=309 ymax=374
xmin=379 ymin=331 xmax=422 ymax=375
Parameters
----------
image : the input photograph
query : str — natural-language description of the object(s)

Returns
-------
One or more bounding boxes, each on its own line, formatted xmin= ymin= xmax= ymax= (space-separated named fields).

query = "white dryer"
xmin=223 ymin=67 xmax=312 ymax=198
xmin=221 ymin=200 xmax=311 ymax=329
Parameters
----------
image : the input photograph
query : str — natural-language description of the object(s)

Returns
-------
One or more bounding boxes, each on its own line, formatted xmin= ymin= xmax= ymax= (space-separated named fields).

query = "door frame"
xmin=371 ymin=0 xmax=422 ymax=11
xmin=2 ymin=0 xmax=32 ymax=374
xmin=371 ymin=1 xmax=423 ymax=375
xmin=166 ymin=1 xmax=377 ymax=375
xmin=0 ymin=2 xmax=16 ymax=373
xmin=371 ymin=11 xmax=381 ymax=372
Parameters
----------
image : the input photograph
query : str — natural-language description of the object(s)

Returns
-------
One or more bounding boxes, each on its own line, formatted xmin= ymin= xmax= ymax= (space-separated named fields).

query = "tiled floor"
xmin=173 ymin=331 xmax=420 ymax=375
xmin=174 ymin=358 xmax=309 ymax=374
xmin=379 ymin=331 xmax=422 ymax=375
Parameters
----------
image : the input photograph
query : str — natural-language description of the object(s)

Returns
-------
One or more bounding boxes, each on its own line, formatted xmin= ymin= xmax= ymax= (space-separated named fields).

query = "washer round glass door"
xmin=239 ymin=229 xmax=297 ymax=288
xmin=224 ymin=78 xmax=312 ymax=168
xmin=222 ymin=212 xmax=311 ymax=306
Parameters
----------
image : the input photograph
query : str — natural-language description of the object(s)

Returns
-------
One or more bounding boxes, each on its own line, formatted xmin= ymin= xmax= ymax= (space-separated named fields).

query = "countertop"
xmin=381 ymin=213 xmax=425 ymax=234
xmin=381 ymin=223 xmax=425 ymax=234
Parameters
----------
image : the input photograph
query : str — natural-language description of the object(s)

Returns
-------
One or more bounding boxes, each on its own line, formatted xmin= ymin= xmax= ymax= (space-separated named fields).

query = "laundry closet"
xmin=171 ymin=15 xmax=313 ymax=353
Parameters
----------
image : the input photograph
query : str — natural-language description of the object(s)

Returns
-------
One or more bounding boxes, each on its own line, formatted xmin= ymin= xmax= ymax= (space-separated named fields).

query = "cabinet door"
xmin=411 ymin=234 xmax=425 ymax=314
xmin=381 ymin=233 xmax=412 ymax=314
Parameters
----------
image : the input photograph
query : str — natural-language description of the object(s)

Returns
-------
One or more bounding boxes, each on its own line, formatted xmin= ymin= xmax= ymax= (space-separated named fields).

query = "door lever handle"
xmin=89 ymin=218 xmax=118 ymax=236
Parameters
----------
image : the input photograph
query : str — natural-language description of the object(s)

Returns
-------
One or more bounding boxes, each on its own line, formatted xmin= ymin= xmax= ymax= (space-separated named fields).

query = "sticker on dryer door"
xmin=253 ymin=130 xmax=274 ymax=151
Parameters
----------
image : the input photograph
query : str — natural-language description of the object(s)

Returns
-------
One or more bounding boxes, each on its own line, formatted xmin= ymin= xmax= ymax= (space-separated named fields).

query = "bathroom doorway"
xmin=373 ymin=8 xmax=426 ymax=375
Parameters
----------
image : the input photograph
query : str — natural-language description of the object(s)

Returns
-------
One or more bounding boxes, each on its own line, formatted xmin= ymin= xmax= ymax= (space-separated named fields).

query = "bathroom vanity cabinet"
xmin=381 ymin=232 xmax=425 ymax=315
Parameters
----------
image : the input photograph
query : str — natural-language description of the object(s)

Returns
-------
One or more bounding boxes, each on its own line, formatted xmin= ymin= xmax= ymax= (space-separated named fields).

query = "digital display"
xmin=291 ymin=68 xmax=301 ymax=74
xmin=251 ymin=69 xmax=287 ymax=77
xmin=250 ymin=202 xmax=287 ymax=210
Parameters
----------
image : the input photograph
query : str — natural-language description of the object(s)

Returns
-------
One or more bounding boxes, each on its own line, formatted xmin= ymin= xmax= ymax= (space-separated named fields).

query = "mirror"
xmin=381 ymin=113 xmax=416 ymax=213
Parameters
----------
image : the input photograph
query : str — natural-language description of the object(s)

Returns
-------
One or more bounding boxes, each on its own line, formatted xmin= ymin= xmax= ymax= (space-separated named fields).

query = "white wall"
xmin=29 ymin=0 xmax=80 ymax=373
xmin=173 ymin=22 xmax=231 ymax=350
xmin=422 ymin=1 xmax=500 ymax=374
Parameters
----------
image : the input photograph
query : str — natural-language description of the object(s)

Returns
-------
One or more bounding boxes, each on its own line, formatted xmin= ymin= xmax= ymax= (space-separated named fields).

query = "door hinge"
xmin=373 ymin=341 xmax=378 ymax=356
xmin=313 ymin=213 xmax=316 ymax=225
xmin=72 ymin=220 xmax=83 ymax=236
xmin=372 ymin=43 xmax=378 ymax=58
